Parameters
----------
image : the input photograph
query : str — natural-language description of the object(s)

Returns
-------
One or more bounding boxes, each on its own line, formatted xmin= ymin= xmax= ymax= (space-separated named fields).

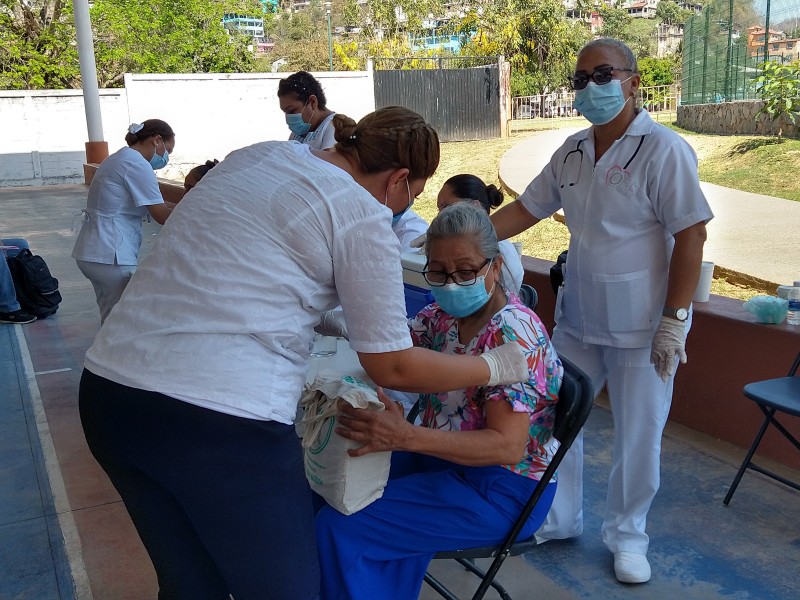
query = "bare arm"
xmin=665 ymin=222 xmax=708 ymax=309
xmin=337 ymin=388 xmax=530 ymax=465
xmin=357 ymin=347 xmax=492 ymax=392
xmin=146 ymin=202 xmax=174 ymax=225
xmin=490 ymin=200 xmax=541 ymax=241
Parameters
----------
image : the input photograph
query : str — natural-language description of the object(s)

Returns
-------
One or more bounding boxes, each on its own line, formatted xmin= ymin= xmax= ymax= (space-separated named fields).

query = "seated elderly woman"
xmin=437 ymin=173 xmax=525 ymax=294
xmin=315 ymin=202 xmax=563 ymax=600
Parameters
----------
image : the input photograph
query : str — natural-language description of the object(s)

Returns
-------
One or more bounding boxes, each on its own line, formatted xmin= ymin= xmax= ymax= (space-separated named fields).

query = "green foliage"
xmin=90 ymin=0 xmax=258 ymax=87
xmin=655 ymin=1 xmax=693 ymax=26
xmin=639 ymin=56 xmax=677 ymax=87
xmin=753 ymin=60 xmax=800 ymax=139
xmin=459 ymin=0 xmax=591 ymax=93
xmin=0 ymin=1 xmax=80 ymax=89
xmin=599 ymin=5 xmax=657 ymax=59
xmin=598 ymin=6 xmax=632 ymax=40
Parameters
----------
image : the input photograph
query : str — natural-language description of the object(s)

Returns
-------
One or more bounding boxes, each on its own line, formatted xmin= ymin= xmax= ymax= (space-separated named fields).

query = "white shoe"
xmin=614 ymin=551 xmax=651 ymax=584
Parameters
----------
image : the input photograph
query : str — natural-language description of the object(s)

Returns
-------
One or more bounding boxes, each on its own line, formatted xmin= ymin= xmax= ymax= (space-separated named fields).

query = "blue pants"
xmin=1 ymin=238 xmax=29 ymax=312
xmin=315 ymin=452 xmax=556 ymax=600
xmin=79 ymin=369 xmax=320 ymax=600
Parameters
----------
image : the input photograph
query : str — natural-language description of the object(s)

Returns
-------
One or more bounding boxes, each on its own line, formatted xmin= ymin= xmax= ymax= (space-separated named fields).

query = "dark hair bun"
xmin=486 ymin=184 xmax=504 ymax=209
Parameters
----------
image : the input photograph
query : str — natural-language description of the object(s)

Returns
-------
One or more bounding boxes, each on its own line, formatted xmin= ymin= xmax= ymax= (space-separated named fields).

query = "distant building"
xmin=747 ymin=25 xmax=800 ymax=63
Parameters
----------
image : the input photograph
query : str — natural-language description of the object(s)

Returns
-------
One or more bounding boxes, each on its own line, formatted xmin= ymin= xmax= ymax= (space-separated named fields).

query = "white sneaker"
xmin=614 ymin=551 xmax=651 ymax=584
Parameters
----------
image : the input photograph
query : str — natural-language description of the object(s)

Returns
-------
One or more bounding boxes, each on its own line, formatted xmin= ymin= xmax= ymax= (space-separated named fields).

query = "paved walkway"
xmin=499 ymin=127 xmax=800 ymax=287
xmin=1 ymin=185 xmax=799 ymax=599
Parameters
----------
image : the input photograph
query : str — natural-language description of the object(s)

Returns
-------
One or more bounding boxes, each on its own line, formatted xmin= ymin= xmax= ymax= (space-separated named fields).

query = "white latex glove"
xmin=650 ymin=316 xmax=688 ymax=382
xmin=410 ymin=233 xmax=427 ymax=254
xmin=480 ymin=342 xmax=529 ymax=387
xmin=314 ymin=307 xmax=349 ymax=340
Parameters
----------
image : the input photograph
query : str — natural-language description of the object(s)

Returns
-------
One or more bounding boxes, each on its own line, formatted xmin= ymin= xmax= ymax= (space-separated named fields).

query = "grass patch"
xmin=667 ymin=125 xmax=800 ymax=203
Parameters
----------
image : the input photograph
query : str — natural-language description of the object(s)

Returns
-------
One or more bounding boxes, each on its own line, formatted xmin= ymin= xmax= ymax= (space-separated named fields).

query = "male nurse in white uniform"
xmin=492 ymin=37 xmax=713 ymax=584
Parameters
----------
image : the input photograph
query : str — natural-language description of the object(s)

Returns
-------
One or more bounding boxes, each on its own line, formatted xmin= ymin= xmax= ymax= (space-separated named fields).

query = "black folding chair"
xmin=518 ymin=284 xmax=538 ymax=311
xmin=723 ymin=350 xmax=800 ymax=505
xmin=422 ymin=356 xmax=594 ymax=600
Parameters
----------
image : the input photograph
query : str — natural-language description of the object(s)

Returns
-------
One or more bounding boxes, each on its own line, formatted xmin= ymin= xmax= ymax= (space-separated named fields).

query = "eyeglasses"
xmin=569 ymin=66 xmax=633 ymax=90
xmin=422 ymin=258 xmax=491 ymax=287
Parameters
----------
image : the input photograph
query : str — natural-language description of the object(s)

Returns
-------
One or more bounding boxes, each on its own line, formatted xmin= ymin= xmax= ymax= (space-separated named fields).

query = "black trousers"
xmin=79 ymin=369 xmax=320 ymax=600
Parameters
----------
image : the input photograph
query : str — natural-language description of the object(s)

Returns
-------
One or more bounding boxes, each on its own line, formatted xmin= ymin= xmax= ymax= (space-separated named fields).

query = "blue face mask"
xmin=286 ymin=102 xmax=313 ymax=137
xmin=573 ymin=79 xmax=631 ymax=126
xmin=431 ymin=262 xmax=495 ymax=318
xmin=390 ymin=179 xmax=414 ymax=226
xmin=149 ymin=140 xmax=169 ymax=170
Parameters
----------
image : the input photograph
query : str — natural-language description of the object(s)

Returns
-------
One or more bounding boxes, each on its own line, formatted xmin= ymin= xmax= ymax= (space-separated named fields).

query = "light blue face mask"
xmin=431 ymin=260 xmax=495 ymax=318
xmin=149 ymin=140 xmax=169 ymax=170
xmin=286 ymin=102 xmax=313 ymax=137
xmin=390 ymin=179 xmax=414 ymax=226
xmin=573 ymin=79 xmax=631 ymax=126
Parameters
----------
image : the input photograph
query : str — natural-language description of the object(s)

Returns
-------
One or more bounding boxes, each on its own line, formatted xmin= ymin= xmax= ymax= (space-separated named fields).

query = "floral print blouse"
xmin=409 ymin=293 xmax=563 ymax=481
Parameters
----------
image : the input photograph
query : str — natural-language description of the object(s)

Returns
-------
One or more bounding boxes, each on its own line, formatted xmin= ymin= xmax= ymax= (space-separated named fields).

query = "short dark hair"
xmin=277 ymin=71 xmax=328 ymax=109
xmin=442 ymin=174 xmax=504 ymax=213
xmin=124 ymin=119 xmax=174 ymax=146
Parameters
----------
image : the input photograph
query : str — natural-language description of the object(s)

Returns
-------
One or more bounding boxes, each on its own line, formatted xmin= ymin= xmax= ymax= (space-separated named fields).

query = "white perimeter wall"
xmin=0 ymin=71 xmax=375 ymax=187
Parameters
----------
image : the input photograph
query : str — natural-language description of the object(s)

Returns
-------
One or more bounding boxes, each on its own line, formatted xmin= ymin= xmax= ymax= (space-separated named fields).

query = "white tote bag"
xmin=300 ymin=372 xmax=391 ymax=515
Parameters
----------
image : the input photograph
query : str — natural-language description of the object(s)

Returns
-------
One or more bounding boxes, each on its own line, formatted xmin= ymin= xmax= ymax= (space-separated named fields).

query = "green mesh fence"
xmin=682 ymin=0 xmax=800 ymax=105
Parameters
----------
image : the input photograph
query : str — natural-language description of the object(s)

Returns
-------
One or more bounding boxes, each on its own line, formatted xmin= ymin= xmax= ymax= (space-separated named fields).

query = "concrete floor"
xmin=2 ymin=184 xmax=799 ymax=599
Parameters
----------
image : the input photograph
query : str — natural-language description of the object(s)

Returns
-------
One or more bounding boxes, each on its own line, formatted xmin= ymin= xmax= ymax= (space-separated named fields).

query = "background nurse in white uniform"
xmin=72 ymin=119 xmax=176 ymax=323
xmin=491 ymin=38 xmax=713 ymax=585
xmin=278 ymin=71 xmax=429 ymax=252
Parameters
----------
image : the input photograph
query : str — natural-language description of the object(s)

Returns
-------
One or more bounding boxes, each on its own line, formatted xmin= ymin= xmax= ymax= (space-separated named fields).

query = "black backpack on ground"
xmin=6 ymin=249 xmax=62 ymax=318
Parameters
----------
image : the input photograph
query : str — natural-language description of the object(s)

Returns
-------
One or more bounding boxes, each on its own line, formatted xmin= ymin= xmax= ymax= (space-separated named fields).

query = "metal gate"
xmin=372 ymin=57 xmax=502 ymax=142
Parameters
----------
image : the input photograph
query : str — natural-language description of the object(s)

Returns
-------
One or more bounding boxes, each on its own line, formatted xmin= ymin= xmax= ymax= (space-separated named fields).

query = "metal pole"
xmin=326 ymin=2 xmax=333 ymax=71
xmin=73 ymin=0 xmax=108 ymax=164
xmin=73 ymin=0 xmax=103 ymax=142
xmin=763 ymin=0 xmax=771 ymax=64
xmin=724 ymin=0 xmax=733 ymax=101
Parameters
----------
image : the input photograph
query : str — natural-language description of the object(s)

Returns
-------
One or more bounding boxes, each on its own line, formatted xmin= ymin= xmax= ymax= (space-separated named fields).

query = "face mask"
xmin=431 ymin=262 xmax=495 ymax=318
xmin=391 ymin=179 xmax=414 ymax=225
xmin=574 ymin=79 xmax=631 ymax=126
xmin=149 ymin=139 xmax=169 ymax=170
xmin=286 ymin=102 xmax=313 ymax=136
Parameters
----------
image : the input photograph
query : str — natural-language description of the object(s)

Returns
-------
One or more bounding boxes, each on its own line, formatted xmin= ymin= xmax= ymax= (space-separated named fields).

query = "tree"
xmin=0 ymin=0 xmax=80 ymax=89
xmin=655 ymin=1 xmax=691 ymax=26
xmin=598 ymin=5 xmax=632 ymax=40
xmin=458 ymin=0 xmax=591 ymax=95
xmin=90 ymin=0 xmax=258 ymax=87
xmin=624 ymin=17 xmax=658 ymax=59
xmin=639 ymin=56 xmax=677 ymax=87
xmin=754 ymin=60 xmax=800 ymax=140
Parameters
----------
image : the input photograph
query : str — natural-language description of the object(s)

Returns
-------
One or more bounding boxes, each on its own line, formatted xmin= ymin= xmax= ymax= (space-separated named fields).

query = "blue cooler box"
xmin=401 ymin=251 xmax=434 ymax=318
xmin=404 ymin=283 xmax=435 ymax=319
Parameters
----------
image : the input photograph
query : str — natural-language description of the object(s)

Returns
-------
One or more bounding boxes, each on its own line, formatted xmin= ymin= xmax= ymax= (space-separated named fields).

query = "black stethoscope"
xmin=558 ymin=139 xmax=584 ymax=189
xmin=558 ymin=136 xmax=646 ymax=189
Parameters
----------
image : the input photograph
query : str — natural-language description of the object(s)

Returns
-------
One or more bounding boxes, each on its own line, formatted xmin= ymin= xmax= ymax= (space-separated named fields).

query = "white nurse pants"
xmin=76 ymin=259 xmax=136 ymax=324
xmin=536 ymin=327 xmax=677 ymax=555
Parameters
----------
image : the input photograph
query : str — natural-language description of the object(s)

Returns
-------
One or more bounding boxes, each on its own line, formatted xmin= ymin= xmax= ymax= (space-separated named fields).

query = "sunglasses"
xmin=569 ymin=66 xmax=633 ymax=90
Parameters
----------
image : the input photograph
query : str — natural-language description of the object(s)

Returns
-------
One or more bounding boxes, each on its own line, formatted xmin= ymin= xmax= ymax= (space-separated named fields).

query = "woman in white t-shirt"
xmin=78 ymin=107 xmax=530 ymax=600
xmin=437 ymin=174 xmax=525 ymax=294
xmin=72 ymin=119 xmax=175 ymax=323
xmin=278 ymin=71 xmax=338 ymax=151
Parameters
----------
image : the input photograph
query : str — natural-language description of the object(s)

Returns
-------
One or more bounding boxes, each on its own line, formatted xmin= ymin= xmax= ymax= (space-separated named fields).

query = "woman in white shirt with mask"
xmin=78 ymin=107 xmax=529 ymax=600
xmin=278 ymin=71 xmax=338 ymax=151
xmin=72 ymin=119 xmax=175 ymax=323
